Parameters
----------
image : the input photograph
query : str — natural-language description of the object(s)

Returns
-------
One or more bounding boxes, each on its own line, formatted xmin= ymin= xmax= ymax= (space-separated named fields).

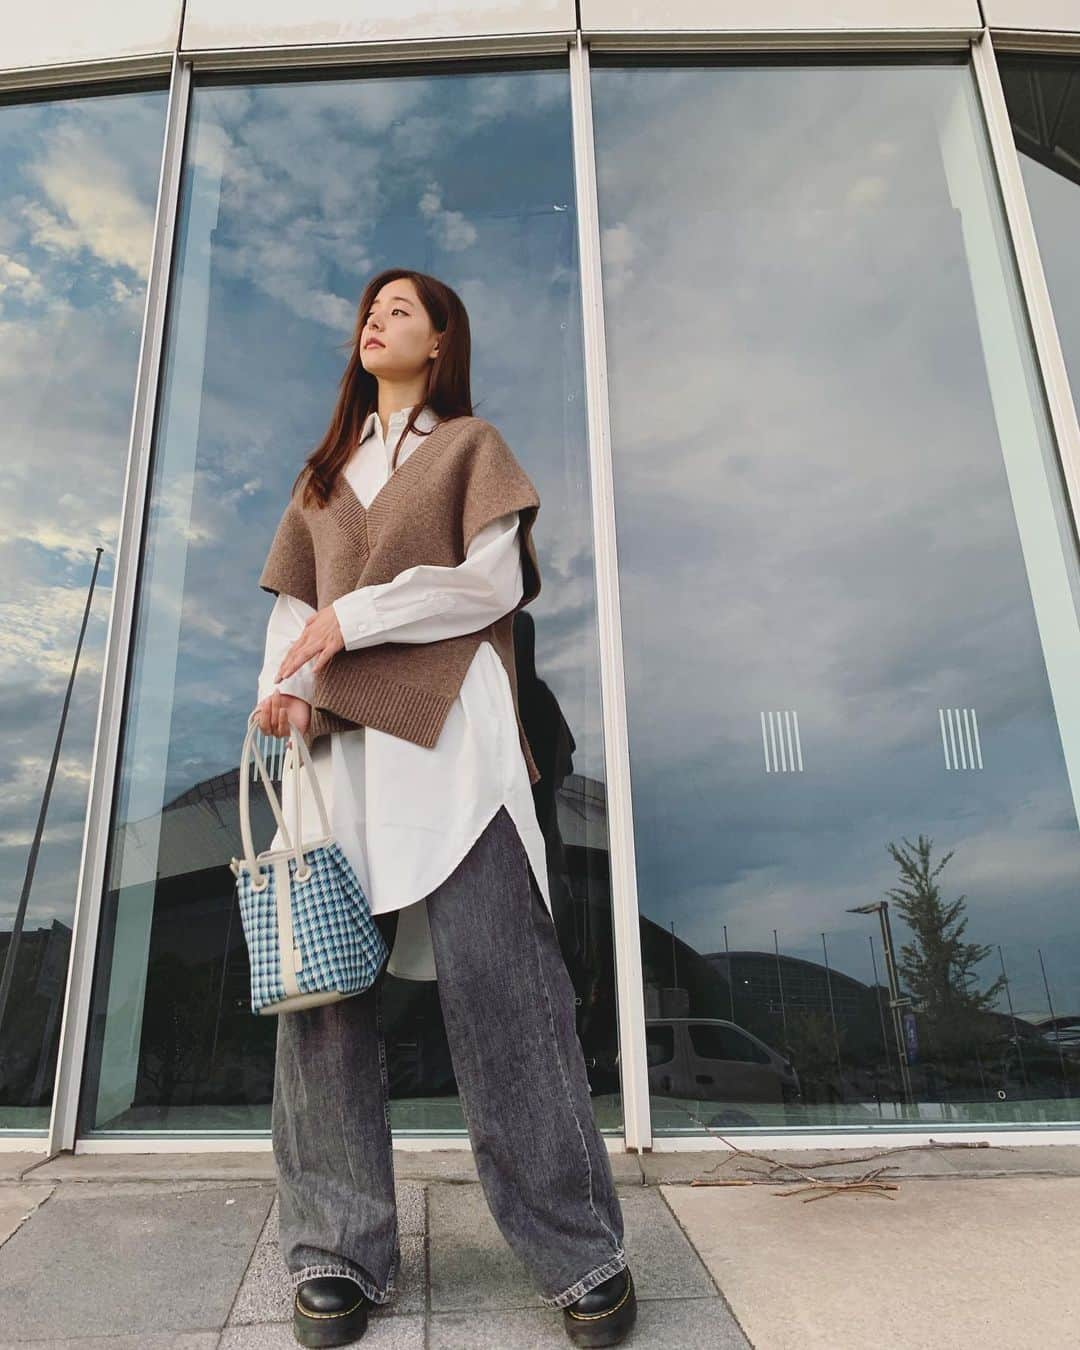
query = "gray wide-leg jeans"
xmin=271 ymin=803 xmax=627 ymax=1310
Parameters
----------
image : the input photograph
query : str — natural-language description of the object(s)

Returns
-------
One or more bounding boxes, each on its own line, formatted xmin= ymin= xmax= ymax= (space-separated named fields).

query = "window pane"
xmin=80 ymin=62 xmax=621 ymax=1136
xmin=688 ymin=1025 xmax=769 ymax=1065
xmin=646 ymin=1025 xmax=675 ymax=1066
xmin=592 ymin=55 xmax=1080 ymax=1133
xmin=0 ymin=83 xmax=168 ymax=1131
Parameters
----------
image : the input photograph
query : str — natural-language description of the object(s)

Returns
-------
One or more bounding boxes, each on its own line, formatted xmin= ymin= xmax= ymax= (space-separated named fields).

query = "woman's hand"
xmin=254 ymin=691 xmax=311 ymax=739
xmin=274 ymin=605 xmax=345 ymax=683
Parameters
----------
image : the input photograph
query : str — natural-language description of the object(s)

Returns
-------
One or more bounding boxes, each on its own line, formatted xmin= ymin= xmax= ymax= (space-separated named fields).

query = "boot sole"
xmin=292 ymin=1290 xmax=369 ymax=1348
xmin=562 ymin=1270 xmax=637 ymax=1347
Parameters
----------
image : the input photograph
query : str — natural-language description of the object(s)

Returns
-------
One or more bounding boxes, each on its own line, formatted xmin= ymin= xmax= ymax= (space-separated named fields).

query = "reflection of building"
xmin=1032 ymin=1015 xmax=1080 ymax=1054
xmin=707 ymin=950 xmax=877 ymax=1025
xmin=0 ymin=920 xmax=72 ymax=1106
xmin=704 ymin=951 xmax=889 ymax=1063
xmin=9 ymin=4 xmax=1080 ymax=1154
xmin=84 ymin=758 xmax=621 ymax=1130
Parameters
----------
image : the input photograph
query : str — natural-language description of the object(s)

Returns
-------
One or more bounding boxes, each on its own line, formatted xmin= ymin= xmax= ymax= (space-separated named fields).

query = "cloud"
xmin=419 ymin=181 xmax=478 ymax=252
xmin=588 ymin=60 xmax=1080 ymax=1013
xmin=20 ymin=119 xmax=157 ymax=275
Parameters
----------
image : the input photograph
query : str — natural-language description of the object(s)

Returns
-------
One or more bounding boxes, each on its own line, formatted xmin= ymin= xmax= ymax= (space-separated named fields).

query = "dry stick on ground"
xmin=672 ymin=1104 xmax=998 ymax=1202
xmin=743 ymin=1140 xmax=996 ymax=1178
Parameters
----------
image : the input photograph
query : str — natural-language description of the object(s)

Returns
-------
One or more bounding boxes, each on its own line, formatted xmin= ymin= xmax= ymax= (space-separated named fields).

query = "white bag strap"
xmin=235 ymin=709 xmax=332 ymax=882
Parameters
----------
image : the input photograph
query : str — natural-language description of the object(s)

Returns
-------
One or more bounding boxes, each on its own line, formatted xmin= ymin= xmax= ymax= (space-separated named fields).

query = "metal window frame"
xmin=15 ymin=17 xmax=1080 ymax=1157
xmin=46 ymin=50 xmax=193 ymax=1156
xmin=41 ymin=31 xmax=654 ymax=1158
xmin=970 ymin=28 xmax=1080 ymax=614
xmin=570 ymin=24 xmax=1080 ymax=1155
xmin=568 ymin=33 xmax=653 ymax=1154
xmin=990 ymin=28 xmax=1080 ymax=56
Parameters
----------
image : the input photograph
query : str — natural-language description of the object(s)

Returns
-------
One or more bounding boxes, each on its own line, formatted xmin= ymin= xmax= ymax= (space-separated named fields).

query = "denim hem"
xmin=538 ymin=1249 xmax=628 ymax=1309
xmin=290 ymin=1253 xmax=398 ymax=1306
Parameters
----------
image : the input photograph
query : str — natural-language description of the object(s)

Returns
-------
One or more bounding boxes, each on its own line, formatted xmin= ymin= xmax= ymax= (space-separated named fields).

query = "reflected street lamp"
xmin=847 ymin=900 xmax=913 ymax=1108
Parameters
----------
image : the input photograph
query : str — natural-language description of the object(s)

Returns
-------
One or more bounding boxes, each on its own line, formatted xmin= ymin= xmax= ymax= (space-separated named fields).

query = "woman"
xmin=253 ymin=268 xmax=636 ymax=1349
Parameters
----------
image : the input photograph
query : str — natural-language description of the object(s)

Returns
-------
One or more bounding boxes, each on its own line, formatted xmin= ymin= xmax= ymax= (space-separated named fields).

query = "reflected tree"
xmin=885 ymin=834 xmax=1006 ymax=1063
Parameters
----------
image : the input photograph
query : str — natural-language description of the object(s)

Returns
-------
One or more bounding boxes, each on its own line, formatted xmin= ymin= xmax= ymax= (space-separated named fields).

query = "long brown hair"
xmin=292 ymin=268 xmax=474 ymax=510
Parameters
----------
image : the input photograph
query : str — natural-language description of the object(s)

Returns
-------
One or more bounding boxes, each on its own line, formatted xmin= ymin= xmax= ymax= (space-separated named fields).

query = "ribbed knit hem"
xmin=309 ymin=676 xmax=454 ymax=749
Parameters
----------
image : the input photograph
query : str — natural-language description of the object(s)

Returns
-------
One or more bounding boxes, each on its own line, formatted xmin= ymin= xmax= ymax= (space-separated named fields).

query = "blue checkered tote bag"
xmin=230 ymin=709 xmax=388 ymax=1015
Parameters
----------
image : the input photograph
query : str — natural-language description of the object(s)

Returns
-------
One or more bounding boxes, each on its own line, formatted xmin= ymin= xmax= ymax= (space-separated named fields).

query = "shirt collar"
xmin=359 ymin=402 xmax=439 ymax=445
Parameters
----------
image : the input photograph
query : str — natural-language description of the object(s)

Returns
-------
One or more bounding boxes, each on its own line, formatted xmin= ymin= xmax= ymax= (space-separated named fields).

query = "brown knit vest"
xmin=258 ymin=414 xmax=543 ymax=785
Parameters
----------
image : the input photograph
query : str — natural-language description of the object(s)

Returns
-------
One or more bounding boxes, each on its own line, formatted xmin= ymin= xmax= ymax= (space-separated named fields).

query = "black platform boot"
xmin=562 ymin=1266 xmax=637 ymax=1347
xmin=292 ymin=1275 xmax=371 ymax=1348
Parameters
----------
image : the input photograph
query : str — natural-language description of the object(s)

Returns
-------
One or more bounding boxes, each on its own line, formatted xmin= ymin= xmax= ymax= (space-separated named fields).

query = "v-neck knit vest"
xmin=258 ymin=414 xmax=543 ymax=785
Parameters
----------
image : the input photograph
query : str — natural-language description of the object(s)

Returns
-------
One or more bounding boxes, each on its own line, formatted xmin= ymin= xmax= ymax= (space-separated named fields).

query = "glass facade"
xmin=78 ymin=59 xmax=621 ymax=1136
xmin=3 ymin=19 xmax=1080 ymax=1150
xmin=591 ymin=52 xmax=1080 ymax=1132
xmin=0 ymin=80 xmax=169 ymax=1132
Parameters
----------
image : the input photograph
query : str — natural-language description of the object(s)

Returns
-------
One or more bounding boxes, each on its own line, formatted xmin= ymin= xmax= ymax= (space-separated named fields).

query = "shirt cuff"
xmin=333 ymin=584 xmax=465 ymax=649
xmin=258 ymin=668 xmax=314 ymax=704
xmin=333 ymin=589 xmax=383 ymax=651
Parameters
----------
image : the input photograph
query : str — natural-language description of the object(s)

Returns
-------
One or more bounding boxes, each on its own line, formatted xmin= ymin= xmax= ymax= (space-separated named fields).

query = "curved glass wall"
xmin=591 ymin=53 xmax=1080 ymax=1132
xmin=79 ymin=58 xmax=621 ymax=1136
xmin=0 ymin=81 xmax=168 ymax=1132
xmin=999 ymin=53 xmax=1080 ymax=415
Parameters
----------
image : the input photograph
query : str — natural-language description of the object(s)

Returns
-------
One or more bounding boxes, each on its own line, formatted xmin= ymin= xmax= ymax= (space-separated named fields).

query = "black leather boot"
xmin=292 ymin=1275 xmax=370 ymax=1347
xmin=562 ymin=1266 xmax=637 ymax=1347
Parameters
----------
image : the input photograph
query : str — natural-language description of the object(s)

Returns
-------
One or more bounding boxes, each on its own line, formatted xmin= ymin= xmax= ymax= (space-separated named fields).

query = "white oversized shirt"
xmin=257 ymin=402 xmax=552 ymax=980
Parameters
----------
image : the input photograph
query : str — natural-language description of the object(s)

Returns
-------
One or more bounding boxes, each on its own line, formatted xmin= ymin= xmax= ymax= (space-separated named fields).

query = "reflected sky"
xmin=592 ymin=57 xmax=1080 ymax=1022
xmin=112 ymin=62 xmax=600 ymax=862
xmin=0 ymin=86 xmax=168 ymax=931
xmin=87 ymin=63 xmax=613 ymax=1132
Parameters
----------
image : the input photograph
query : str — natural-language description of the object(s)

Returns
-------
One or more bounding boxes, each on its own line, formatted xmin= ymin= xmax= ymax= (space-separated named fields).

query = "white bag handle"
xmin=233 ymin=709 xmax=332 ymax=891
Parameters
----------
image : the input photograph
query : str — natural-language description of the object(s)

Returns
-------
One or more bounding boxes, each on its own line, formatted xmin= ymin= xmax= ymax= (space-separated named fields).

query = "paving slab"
xmin=218 ymin=1315 xmax=425 ymax=1347
xmin=639 ymin=1145 xmax=974 ymax=1184
xmin=26 ymin=1144 xmax=639 ymax=1185
xmin=28 ymin=1151 xmax=277 ymax=1182
xmin=427 ymin=1180 xmax=538 ymax=1312
xmin=228 ymin=1181 xmax=428 ymax=1325
xmin=429 ymin=1297 xmax=750 ymax=1348
xmin=389 ymin=1149 xmax=480 ymax=1181
xmin=15 ymin=1178 xmax=273 ymax=1199
xmin=256 ymin=1182 xmax=426 ymax=1247
xmin=0 ymin=1184 xmax=54 ymax=1246
xmin=662 ymin=1175 xmax=1080 ymax=1350
xmin=428 ymin=1181 xmax=716 ymax=1314
xmin=390 ymin=1143 xmax=641 ymax=1183
xmin=0 ymin=1182 xmax=273 ymax=1341
xmin=228 ymin=1231 xmax=427 ymax=1324
xmin=938 ymin=1142 xmax=1080 ymax=1175
xmin=639 ymin=1141 xmax=1080 ymax=1183
xmin=0 ymin=1336 xmax=219 ymax=1349
xmin=0 ymin=1154 xmax=48 ymax=1180
xmin=613 ymin=1187 xmax=718 ymax=1301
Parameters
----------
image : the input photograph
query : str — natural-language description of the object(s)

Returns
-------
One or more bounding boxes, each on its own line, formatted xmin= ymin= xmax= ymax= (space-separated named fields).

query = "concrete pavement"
xmin=0 ymin=1143 xmax=1077 ymax=1347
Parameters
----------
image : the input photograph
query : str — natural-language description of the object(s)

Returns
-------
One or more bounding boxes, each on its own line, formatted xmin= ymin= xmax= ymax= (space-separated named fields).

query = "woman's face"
xmin=359 ymin=278 xmax=440 ymax=379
